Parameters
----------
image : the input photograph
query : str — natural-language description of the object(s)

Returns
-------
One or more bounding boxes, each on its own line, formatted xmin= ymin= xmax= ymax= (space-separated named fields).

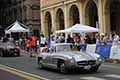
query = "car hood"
xmin=6 ymin=45 xmax=15 ymax=49
xmin=2 ymin=42 xmax=15 ymax=49
xmin=58 ymin=51 xmax=96 ymax=61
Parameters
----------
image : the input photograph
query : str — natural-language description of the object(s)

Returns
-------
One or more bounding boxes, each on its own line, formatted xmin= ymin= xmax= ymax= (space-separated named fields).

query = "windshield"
xmin=6 ymin=41 xmax=16 ymax=47
xmin=56 ymin=44 xmax=80 ymax=52
xmin=56 ymin=45 xmax=71 ymax=52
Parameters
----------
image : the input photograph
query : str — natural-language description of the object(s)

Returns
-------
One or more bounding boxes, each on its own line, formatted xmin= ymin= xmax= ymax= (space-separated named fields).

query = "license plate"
xmin=84 ymin=65 xmax=91 ymax=69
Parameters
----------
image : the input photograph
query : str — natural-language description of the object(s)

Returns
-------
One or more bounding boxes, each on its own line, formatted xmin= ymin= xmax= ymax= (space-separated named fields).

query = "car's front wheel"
xmin=0 ymin=52 xmax=3 ymax=57
xmin=0 ymin=49 xmax=4 ymax=57
xmin=60 ymin=63 xmax=67 ymax=74
xmin=89 ymin=66 xmax=99 ymax=72
xmin=16 ymin=52 xmax=20 ymax=56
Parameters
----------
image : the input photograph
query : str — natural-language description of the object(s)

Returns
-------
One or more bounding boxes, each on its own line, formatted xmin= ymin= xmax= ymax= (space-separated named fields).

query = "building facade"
xmin=41 ymin=0 xmax=120 ymax=36
xmin=0 ymin=0 xmax=40 ymax=36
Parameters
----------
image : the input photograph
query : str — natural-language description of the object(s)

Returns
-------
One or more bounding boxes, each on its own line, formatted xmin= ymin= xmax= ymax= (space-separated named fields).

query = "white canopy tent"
xmin=56 ymin=24 xmax=99 ymax=33
xmin=5 ymin=21 xmax=30 ymax=34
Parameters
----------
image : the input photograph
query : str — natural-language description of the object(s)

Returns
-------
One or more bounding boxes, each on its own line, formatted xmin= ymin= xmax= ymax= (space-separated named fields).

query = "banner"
xmin=110 ymin=45 xmax=120 ymax=59
xmin=95 ymin=44 xmax=112 ymax=58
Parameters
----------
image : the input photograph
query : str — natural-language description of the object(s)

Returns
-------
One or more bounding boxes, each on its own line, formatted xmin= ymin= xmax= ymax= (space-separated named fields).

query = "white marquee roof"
xmin=56 ymin=24 xmax=99 ymax=33
xmin=5 ymin=21 xmax=30 ymax=34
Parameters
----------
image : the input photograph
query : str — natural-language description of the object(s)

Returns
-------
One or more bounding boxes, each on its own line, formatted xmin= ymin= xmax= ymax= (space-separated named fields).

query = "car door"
xmin=42 ymin=48 xmax=54 ymax=68
xmin=50 ymin=47 xmax=58 ymax=69
xmin=46 ymin=46 xmax=57 ymax=69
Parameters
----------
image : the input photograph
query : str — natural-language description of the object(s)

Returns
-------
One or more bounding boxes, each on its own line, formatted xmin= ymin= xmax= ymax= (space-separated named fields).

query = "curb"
xmin=104 ymin=59 xmax=120 ymax=64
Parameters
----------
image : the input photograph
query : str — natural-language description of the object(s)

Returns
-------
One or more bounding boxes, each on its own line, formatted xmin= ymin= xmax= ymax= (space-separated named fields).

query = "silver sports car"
xmin=37 ymin=43 xmax=102 ymax=73
xmin=0 ymin=41 xmax=20 ymax=57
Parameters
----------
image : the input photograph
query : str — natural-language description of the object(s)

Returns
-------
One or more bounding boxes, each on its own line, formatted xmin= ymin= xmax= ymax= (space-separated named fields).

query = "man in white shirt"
xmin=40 ymin=35 xmax=46 ymax=47
xmin=112 ymin=32 xmax=120 ymax=45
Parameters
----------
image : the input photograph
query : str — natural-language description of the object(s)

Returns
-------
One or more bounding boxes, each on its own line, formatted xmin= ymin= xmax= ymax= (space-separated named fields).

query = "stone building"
xmin=41 ymin=0 xmax=120 ymax=36
xmin=0 ymin=0 xmax=40 ymax=36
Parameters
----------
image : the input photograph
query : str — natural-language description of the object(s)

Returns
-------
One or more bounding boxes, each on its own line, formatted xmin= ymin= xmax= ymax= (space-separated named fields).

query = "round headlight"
xmin=97 ymin=58 xmax=102 ymax=62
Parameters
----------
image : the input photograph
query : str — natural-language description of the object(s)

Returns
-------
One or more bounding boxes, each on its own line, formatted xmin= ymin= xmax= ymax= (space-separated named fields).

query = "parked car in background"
xmin=37 ymin=43 xmax=102 ymax=73
xmin=0 ymin=40 xmax=20 ymax=57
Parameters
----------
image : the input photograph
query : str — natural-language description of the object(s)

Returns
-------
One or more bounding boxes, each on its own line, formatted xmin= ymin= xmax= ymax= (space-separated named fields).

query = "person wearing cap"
xmin=100 ymin=33 xmax=108 ymax=45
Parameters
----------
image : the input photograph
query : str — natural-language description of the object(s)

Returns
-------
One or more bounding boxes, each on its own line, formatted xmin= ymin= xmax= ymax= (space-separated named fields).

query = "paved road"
xmin=0 ymin=69 xmax=26 ymax=80
xmin=0 ymin=51 xmax=120 ymax=80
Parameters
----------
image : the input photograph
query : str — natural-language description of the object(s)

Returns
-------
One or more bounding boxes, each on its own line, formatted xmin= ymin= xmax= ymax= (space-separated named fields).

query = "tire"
xmin=59 ymin=63 xmax=67 ymax=74
xmin=16 ymin=52 xmax=20 ymax=57
xmin=38 ymin=59 xmax=43 ymax=69
xmin=14 ymin=53 xmax=20 ymax=57
xmin=90 ymin=66 xmax=99 ymax=72
xmin=15 ymin=49 xmax=20 ymax=57
xmin=0 ymin=52 xmax=3 ymax=57
xmin=0 ymin=49 xmax=4 ymax=57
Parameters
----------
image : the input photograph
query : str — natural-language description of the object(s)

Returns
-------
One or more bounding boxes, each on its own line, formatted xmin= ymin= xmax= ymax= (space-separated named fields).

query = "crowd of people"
xmin=96 ymin=31 xmax=120 ymax=45
xmin=16 ymin=31 xmax=120 ymax=53
xmin=1 ymin=31 xmax=120 ymax=57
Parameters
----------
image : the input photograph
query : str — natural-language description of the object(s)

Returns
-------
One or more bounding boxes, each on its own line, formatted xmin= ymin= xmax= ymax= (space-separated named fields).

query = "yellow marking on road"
xmin=0 ymin=64 xmax=50 ymax=80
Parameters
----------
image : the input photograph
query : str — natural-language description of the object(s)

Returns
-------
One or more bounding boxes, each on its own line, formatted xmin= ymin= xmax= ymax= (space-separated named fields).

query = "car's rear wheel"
xmin=38 ymin=59 xmax=43 ymax=69
xmin=60 ymin=63 xmax=67 ymax=74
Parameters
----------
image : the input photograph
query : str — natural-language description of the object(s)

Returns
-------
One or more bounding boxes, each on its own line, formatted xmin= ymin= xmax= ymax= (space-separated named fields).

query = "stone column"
xmin=98 ymin=0 xmax=105 ymax=33
xmin=41 ymin=11 xmax=45 ymax=34
xmin=103 ymin=0 xmax=110 ymax=34
xmin=78 ymin=2 xmax=85 ymax=24
xmin=64 ymin=4 xmax=69 ymax=28
xmin=51 ymin=9 xmax=56 ymax=34
xmin=98 ymin=0 xmax=110 ymax=34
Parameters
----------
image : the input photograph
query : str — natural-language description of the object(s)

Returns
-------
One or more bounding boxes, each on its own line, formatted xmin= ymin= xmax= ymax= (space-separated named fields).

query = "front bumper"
xmin=5 ymin=48 xmax=20 ymax=56
xmin=65 ymin=60 xmax=102 ymax=70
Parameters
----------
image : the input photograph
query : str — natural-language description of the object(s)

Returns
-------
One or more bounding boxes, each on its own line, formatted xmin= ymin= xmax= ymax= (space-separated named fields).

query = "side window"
xmin=52 ymin=46 xmax=56 ymax=52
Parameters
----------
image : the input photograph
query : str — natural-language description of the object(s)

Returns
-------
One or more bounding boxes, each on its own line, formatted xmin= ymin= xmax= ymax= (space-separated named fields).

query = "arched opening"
xmin=69 ymin=5 xmax=80 ymax=26
xmin=56 ymin=8 xmax=65 ymax=30
xmin=85 ymin=0 xmax=98 ymax=28
xmin=45 ymin=11 xmax=52 ymax=37
xmin=110 ymin=0 xmax=120 ymax=34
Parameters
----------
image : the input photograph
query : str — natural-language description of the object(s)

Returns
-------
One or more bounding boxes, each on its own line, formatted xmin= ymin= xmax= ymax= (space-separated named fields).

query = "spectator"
xmin=103 ymin=33 xmax=108 ymax=44
xmin=8 ymin=35 xmax=14 ymax=42
xmin=66 ymin=34 xmax=73 ymax=43
xmin=30 ymin=35 xmax=37 ymax=57
xmin=112 ymin=32 xmax=120 ymax=45
xmin=95 ymin=33 xmax=100 ymax=44
xmin=26 ymin=37 xmax=31 ymax=52
xmin=99 ymin=33 xmax=105 ymax=45
xmin=85 ymin=34 xmax=91 ymax=44
xmin=59 ymin=33 xmax=65 ymax=43
xmin=3 ymin=35 xmax=8 ymax=42
xmin=40 ymin=34 xmax=46 ymax=47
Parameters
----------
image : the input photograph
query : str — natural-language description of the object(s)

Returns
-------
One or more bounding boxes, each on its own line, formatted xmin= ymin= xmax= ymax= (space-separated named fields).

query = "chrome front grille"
xmin=77 ymin=60 xmax=96 ymax=66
